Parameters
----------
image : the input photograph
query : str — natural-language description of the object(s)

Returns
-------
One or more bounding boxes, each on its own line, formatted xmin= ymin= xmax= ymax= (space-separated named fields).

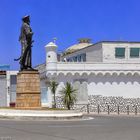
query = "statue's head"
xmin=22 ymin=15 xmax=30 ymax=24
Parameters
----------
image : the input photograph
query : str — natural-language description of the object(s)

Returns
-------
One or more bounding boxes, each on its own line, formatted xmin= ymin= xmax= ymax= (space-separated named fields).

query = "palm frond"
xmin=59 ymin=82 xmax=77 ymax=110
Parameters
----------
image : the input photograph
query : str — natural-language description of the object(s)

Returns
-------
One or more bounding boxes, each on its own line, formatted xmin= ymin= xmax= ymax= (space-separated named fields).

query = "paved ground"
xmin=0 ymin=115 xmax=140 ymax=140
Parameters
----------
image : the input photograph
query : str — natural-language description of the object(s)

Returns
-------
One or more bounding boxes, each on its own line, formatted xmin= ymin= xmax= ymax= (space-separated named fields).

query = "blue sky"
xmin=0 ymin=0 xmax=140 ymax=70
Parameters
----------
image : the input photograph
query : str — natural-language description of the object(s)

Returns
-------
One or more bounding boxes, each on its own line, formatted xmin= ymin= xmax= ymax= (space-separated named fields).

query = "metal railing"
xmin=71 ymin=104 xmax=140 ymax=115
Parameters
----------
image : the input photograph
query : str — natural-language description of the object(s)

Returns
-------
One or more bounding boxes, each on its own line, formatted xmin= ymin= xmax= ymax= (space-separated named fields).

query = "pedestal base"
xmin=16 ymin=70 xmax=41 ymax=109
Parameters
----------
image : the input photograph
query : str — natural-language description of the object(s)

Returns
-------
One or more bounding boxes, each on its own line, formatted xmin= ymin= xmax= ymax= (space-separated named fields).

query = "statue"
xmin=15 ymin=16 xmax=41 ymax=109
xmin=15 ymin=15 xmax=34 ymax=71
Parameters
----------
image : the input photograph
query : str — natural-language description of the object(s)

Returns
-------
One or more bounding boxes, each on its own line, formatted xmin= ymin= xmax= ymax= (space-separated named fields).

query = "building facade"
xmin=1 ymin=39 xmax=140 ymax=111
xmin=35 ymin=39 xmax=140 ymax=112
xmin=0 ymin=65 xmax=18 ymax=107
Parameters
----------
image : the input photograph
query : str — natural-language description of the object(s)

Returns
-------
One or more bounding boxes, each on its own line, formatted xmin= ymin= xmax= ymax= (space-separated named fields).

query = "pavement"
xmin=0 ymin=109 xmax=83 ymax=120
xmin=0 ymin=115 xmax=140 ymax=140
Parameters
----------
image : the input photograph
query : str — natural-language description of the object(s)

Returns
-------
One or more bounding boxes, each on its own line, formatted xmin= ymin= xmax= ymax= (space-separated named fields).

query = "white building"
xmin=36 ymin=39 xmax=140 ymax=112
xmin=0 ymin=65 xmax=18 ymax=107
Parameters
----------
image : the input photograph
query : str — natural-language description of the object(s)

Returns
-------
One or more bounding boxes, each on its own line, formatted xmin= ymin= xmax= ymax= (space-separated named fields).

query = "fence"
xmin=71 ymin=104 xmax=140 ymax=115
xmin=56 ymin=95 xmax=140 ymax=115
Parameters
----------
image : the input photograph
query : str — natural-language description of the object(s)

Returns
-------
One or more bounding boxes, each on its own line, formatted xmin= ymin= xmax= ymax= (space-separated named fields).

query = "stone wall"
xmin=16 ymin=71 xmax=41 ymax=108
xmin=56 ymin=95 xmax=140 ymax=114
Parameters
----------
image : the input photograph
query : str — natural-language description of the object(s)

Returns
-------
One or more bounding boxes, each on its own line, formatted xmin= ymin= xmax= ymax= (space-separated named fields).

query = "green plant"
xmin=60 ymin=82 xmax=77 ymax=110
xmin=49 ymin=81 xmax=58 ymax=108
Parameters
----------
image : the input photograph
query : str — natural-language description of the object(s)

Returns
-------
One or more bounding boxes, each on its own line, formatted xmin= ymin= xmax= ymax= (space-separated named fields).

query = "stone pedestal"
xmin=16 ymin=70 xmax=41 ymax=109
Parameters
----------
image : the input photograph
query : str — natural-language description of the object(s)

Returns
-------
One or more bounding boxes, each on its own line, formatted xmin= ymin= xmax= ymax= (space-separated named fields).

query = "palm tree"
xmin=49 ymin=81 xmax=58 ymax=108
xmin=59 ymin=82 xmax=77 ymax=110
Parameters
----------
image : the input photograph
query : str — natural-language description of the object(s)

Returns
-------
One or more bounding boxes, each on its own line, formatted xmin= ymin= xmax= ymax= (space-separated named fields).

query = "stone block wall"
xmin=16 ymin=71 xmax=41 ymax=108
xmin=56 ymin=95 xmax=140 ymax=114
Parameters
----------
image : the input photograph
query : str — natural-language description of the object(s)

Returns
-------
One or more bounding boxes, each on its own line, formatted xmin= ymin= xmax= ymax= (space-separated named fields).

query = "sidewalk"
xmin=0 ymin=109 xmax=83 ymax=120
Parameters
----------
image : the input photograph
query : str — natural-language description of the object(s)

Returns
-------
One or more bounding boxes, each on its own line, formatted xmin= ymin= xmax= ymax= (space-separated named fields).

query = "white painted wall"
xmin=6 ymin=71 xmax=18 ymax=107
xmin=53 ymin=73 xmax=140 ymax=101
xmin=62 ymin=42 xmax=140 ymax=63
xmin=88 ymin=75 xmax=140 ymax=98
xmin=102 ymin=42 xmax=140 ymax=63
xmin=43 ymin=41 xmax=140 ymax=108
xmin=55 ymin=78 xmax=88 ymax=104
xmin=45 ymin=42 xmax=58 ymax=71
xmin=86 ymin=43 xmax=102 ymax=62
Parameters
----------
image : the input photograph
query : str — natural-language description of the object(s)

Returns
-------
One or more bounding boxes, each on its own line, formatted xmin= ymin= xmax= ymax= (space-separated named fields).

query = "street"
xmin=0 ymin=116 xmax=140 ymax=140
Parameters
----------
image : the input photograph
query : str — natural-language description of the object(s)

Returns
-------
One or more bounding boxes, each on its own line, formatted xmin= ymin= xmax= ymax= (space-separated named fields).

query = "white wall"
xmin=55 ymin=75 xmax=88 ymax=104
xmin=40 ymin=79 xmax=54 ymax=108
xmin=88 ymin=74 xmax=140 ymax=98
xmin=0 ymin=75 xmax=7 ymax=107
xmin=86 ymin=43 xmax=102 ymax=62
xmin=103 ymin=42 xmax=140 ymax=63
xmin=62 ymin=42 xmax=140 ymax=63
xmin=54 ymin=73 xmax=140 ymax=100
xmin=43 ymin=73 xmax=140 ymax=107
xmin=56 ymin=74 xmax=74 ymax=96
xmin=6 ymin=71 xmax=18 ymax=107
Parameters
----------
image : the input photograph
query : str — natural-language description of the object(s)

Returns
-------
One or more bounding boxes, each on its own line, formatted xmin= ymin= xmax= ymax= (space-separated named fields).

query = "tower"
xmin=45 ymin=42 xmax=58 ymax=74
xmin=45 ymin=42 xmax=58 ymax=108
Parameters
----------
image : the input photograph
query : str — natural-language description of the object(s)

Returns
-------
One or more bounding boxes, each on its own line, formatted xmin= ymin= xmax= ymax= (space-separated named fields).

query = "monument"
xmin=15 ymin=15 xmax=41 ymax=108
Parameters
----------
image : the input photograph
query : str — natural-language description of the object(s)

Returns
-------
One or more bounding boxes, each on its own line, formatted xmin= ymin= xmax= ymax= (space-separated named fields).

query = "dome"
xmin=65 ymin=38 xmax=92 ymax=53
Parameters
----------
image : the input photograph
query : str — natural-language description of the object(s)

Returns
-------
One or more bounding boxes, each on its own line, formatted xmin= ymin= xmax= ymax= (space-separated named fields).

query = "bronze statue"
xmin=15 ymin=15 xmax=34 ymax=70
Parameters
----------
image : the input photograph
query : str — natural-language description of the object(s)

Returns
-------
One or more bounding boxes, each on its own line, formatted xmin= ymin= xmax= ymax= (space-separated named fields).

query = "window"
xmin=130 ymin=48 xmax=140 ymax=58
xmin=115 ymin=48 xmax=125 ymax=58
xmin=78 ymin=55 xmax=82 ymax=62
xmin=67 ymin=58 xmax=73 ymax=62
xmin=73 ymin=56 xmax=78 ymax=62
xmin=81 ymin=53 xmax=86 ymax=62
xmin=68 ymin=54 xmax=86 ymax=62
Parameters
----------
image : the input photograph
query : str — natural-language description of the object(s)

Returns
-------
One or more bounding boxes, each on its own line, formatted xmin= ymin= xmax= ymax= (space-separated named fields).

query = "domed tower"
xmin=45 ymin=42 xmax=58 ymax=73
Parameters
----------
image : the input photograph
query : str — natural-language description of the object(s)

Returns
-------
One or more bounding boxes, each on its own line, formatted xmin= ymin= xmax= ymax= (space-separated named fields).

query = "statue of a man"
xmin=18 ymin=15 xmax=34 ymax=70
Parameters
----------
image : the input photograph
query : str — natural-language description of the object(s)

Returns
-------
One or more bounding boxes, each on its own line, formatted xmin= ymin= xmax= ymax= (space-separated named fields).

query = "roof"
xmin=45 ymin=42 xmax=57 ymax=48
xmin=34 ymin=63 xmax=45 ymax=69
xmin=98 ymin=41 xmax=140 ymax=44
xmin=66 ymin=42 xmax=92 ymax=52
xmin=64 ymin=38 xmax=92 ymax=54
xmin=63 ymin=40 xmax=140 ymax=56
xmin=0 ymin=71 xmax=6 ymax=75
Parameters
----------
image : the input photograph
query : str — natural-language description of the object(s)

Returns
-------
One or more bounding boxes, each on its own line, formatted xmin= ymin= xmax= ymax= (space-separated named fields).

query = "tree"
xmin=49 ymin=81 xmax=58 ymax=108
xmin=60 ymin=82 xmax=77 ymax=110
